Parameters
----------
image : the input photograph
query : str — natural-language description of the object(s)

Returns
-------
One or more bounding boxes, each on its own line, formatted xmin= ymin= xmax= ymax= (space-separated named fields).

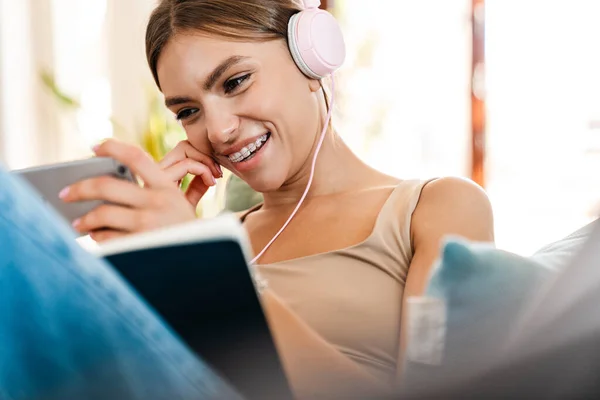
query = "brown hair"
xmin=145 ymin=0 xmax=302 ymax=90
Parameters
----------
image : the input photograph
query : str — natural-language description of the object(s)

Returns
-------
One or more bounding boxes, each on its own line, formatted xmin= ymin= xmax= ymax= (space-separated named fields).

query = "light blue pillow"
xmin=402 ymin=237 xmax=556 ymax=394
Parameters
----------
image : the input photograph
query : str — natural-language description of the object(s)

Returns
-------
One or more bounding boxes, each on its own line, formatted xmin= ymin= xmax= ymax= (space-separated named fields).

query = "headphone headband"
xmin=302 ymin=0 xmax=321 ymax=9
xmin=287 ymin=0 xmax=345 ymax=79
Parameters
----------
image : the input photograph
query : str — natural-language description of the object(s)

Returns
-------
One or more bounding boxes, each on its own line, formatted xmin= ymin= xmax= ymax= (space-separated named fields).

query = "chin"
xmin=243 ymin=172 xmax=287 ymax=194
xmin=227 ymin=146 xmax=290 ymax=193
xmin=223 ymin=163 xmax=287 ymax=194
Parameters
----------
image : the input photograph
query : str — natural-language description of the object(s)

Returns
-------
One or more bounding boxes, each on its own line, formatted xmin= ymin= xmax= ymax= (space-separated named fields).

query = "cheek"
xmin=244 ymin=81 xmax=281 ymax=119
xmin=183 ymin=127 xmax=212 ymax=154
xmin=254 ymin=88 xmax=312 ymax=144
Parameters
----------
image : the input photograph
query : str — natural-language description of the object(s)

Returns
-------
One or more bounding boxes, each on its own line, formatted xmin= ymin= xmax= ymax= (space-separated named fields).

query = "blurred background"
xmin=0 ymin=0 xmax=599 ymax=255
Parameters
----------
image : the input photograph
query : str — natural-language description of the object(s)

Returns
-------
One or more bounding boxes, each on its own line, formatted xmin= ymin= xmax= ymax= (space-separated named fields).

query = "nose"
xmin=205 ymin=103 xmax=239 ymax=145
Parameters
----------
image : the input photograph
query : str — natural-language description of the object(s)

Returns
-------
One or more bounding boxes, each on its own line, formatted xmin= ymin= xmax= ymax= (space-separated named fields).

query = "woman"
xmin=11 ymin=0 xmax=494 ymax=398
xmin=66 ymin=0 xmax=494 ymax=396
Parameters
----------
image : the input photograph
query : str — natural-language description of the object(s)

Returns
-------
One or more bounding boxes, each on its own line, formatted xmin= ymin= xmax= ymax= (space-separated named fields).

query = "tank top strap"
xmin=238 ymin=202 xmax=263 ymax=223
xmin=365 ymin=178 xmax=438 ymax=281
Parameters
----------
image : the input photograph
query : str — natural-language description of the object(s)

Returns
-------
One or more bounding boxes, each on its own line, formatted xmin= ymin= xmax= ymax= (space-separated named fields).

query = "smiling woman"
xmin=136 ymin=1 xmax=491 ymax=397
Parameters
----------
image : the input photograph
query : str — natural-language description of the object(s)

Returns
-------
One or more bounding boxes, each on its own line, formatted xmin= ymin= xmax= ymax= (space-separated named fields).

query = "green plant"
xmin=41 ymin=71 xmax=80 ymax=108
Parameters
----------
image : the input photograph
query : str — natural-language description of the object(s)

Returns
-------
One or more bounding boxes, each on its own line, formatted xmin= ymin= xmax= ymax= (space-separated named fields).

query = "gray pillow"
xmin=530 ymin=220 xmax=596 ymax=270
xmin=223 ymin=175 xmax=263 ymax=213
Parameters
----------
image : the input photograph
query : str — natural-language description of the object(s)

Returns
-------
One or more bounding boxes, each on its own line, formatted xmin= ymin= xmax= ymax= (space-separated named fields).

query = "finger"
xmin=89 ymin=229 xmax=126 ymax=243
xmin=163 ymin=158 xmax=216 ymax=188
xmin=185 ymin=174 xmax=210 ymax=207
xmin=73 ymin=204 xmax=149 ymax=234
xmin=158 ymin=140 xmax=222 ymax=178
xmin=60 ymin=175 xmax=147 ymax=208
xmin=93 ymin=139 xmax=173 ymax=189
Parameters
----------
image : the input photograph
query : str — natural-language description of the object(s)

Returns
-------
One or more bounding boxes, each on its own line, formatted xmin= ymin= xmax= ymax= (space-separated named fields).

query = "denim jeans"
xmin=0 ymin=165 xmax=242 ymax=400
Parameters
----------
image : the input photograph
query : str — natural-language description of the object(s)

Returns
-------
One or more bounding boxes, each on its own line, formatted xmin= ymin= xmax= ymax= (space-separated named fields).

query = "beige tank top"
xmin=240 ymin=179 xmax=433 ymax=384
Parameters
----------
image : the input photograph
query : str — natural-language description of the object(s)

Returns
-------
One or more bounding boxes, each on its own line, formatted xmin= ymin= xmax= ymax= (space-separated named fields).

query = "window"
xmin=485 ymin=0 xmax=600 ymax=254
xmin=335 ymin=0 xmax=472 ymax=180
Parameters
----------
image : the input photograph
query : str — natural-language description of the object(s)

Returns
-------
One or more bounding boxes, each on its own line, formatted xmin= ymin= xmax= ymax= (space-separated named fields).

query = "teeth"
xmin=228 ymin=134 xmax=269 ymax=163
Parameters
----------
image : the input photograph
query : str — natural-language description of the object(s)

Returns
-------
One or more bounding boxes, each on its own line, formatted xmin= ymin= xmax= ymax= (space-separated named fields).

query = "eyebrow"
xmin=164 ymin=55 xmax=250 ymax=108
xmin=165 ymin=96 xmax=193 ymax=107
xmin=203 ymin=55 xmax=249 ymax=91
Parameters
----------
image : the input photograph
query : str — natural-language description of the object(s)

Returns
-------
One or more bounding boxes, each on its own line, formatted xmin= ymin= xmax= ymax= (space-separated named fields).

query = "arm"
xmin=397 ymin=177 xmax=495 ymax=379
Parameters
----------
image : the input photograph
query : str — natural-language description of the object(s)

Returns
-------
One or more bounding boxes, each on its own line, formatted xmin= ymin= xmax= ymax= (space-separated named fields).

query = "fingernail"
xmin=212 ymin=176 xmax=217 ymax=185
xmin=72 ymin=218 xmax=80 ymax=228
xmin=59 ymin=187 xmax=69 ymax=199
xmin=92 ymin=139 xmax=108 ymax=153
xmin=216 ymin=164 xmax=223 ymax=177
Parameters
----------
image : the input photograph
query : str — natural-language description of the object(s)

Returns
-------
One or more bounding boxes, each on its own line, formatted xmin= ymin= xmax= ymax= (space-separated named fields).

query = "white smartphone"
xmin=12 ymin=157 xmax=136 ymax=227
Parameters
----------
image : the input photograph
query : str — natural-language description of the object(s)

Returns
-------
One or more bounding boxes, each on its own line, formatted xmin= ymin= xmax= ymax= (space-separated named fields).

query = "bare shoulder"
xmin=418 ymin=176 xmax=492 ymax=213
xmin=411 ymin=176 xmax=495 ymax=246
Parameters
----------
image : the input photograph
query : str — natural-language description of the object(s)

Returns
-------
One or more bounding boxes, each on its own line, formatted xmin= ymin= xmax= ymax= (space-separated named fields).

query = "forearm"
xmin=261 ymin=290 xmax=391 ymax=399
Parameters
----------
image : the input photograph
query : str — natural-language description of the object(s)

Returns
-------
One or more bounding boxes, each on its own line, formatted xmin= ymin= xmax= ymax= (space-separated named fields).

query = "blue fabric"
xmin=402 ymin=237 xmax=555 ymax=394
xmin=0 ymin=165 xmax=242 ymax=400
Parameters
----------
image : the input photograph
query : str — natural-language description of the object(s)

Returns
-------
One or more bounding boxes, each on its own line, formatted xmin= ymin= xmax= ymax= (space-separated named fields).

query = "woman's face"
xmin=156 ymin=32 xmax=322 ymax=193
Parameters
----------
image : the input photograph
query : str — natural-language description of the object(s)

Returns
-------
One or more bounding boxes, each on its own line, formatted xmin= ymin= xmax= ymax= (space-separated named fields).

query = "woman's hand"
xmin=157 ymin=139 xmax=222 ymax=205
xmin=60 ymin=139 xmax=221 ymax=242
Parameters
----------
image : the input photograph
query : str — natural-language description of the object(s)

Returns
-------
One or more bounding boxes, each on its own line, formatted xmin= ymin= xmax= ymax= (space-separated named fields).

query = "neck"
xmin=261 ymin=129 xmax=372 ymax=209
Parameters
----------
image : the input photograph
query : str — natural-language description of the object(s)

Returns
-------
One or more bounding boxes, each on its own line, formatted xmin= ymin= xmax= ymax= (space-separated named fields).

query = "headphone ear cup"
xmin=287 ymin=8 xmax=346 ymax=79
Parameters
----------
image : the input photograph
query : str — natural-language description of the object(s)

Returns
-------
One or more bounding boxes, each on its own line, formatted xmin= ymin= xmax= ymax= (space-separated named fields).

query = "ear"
xmin=308 ymin=78 xmax=321 ymax=93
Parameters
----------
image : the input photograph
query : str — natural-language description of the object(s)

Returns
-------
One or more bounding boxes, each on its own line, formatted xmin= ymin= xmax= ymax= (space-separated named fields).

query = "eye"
xmin=176 ymin=108 xmax=199 ymax=121
xmin=224 ymin=74 xmax=251 ymax=94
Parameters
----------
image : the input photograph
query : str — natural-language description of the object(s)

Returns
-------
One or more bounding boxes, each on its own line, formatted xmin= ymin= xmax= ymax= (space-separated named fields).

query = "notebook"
xmin=89 ymin=214 xmax=293 ymax=400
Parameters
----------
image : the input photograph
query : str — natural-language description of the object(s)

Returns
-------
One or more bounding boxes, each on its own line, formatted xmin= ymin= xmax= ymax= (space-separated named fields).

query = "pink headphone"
xmin=287 ymin=0 xmax=346 ymax=79
xmin=250 ymin=0 xmax=346 ymax=264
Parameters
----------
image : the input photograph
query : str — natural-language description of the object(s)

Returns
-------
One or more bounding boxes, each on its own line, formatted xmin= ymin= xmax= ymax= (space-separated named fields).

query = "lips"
xmin=222 ymin=133 xmax=268 ymax=156
xmin=227 ymin=132 xmax=270 ymax=163
xmin=222 ymin=132 xmax=272 ymax=173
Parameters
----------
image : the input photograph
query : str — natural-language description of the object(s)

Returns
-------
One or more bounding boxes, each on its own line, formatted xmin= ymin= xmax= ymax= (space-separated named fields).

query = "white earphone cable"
xmin=250 ymin=75 xmax=335 ymax=265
